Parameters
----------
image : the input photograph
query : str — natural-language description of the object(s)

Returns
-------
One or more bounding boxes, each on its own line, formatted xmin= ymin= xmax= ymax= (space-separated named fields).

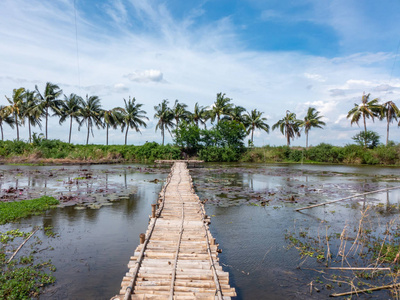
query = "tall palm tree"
xmin=210 ymin=92 xmax=233 ymax=124
xmin=154 ymin=99 xmax=174 ymax=145
xmin=191 ymin=102 xmax=207 ymax=127
xmin=23 ymin=90 xmax=42 ymax=143
xmin=300 ymin=107 xmax=326 ymax=149
xmin=347 ymin=93 xmax=381 ymax=147
xmin=381 ymin=101 xmax=400 ymax=146
xmin=35 ymin=82 xmax=63 ymax=139
xmin=101 ymin=107 xmax=124 ymax=145
xmin=172 ymin=100 xmax=190 ymax=127
xmin=121 ymin=97 xmax=148 ymax=145
xmin=59 ymin=94 xmax=83 ymax=144
xmin=0 ymin=105 xmax=15 ymax=141
xmin=272 ymin=111 xmax=301 ymax=147
xmin=5 ymin=87 xmax=25 ymax=141
xmin=78 ymin=95 xmax=103 ymax=145
xmin=244 ymin=109 xmax=270 ymax=144
xmin=225 ymin=105 xmax=246 ymax=124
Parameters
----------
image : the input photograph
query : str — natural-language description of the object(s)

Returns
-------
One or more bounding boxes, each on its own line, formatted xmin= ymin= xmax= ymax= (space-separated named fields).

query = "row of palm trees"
xmin=1 ymin=83 xmax=326 ymax=147
xmin=1 ymin=83 xmax=148 ymax=145
xmin=347 ymin=93 xmax=400 ymax=146
xmin=153 ymin=93 xmax=272 ymax=146
xmin=4 ymin=83 xmax=395 ymax=148
xmin=153 ymin=93 xmax=326 ymax=148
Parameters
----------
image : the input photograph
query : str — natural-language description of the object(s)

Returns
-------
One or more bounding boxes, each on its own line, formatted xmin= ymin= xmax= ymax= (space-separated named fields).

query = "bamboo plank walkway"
xmin=112 ymin=161 xmax=236 ymax=300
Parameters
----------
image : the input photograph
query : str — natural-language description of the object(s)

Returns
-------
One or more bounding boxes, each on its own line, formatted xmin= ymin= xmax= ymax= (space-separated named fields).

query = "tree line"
xmin=1 ymin=83 xmax=398 ymax=149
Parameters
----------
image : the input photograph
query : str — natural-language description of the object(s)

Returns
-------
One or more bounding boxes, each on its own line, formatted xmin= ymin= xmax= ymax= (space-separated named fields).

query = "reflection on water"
xmin=1 ymin=163 xmax=400 ymax=299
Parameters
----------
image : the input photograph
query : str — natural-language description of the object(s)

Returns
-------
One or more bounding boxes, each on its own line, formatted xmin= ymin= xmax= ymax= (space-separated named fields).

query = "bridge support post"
xmin=140 ymin=233 xmax=145 ymax=244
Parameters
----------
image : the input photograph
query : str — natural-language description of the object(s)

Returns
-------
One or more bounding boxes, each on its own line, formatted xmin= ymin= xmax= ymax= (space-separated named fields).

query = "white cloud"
xmin=304 ymin=73 xmax=325 ymax=82
xmin=113 ymin=83 xmax=129 ymax=93
xmin=124 ymin=70 xmax=164 ymax=83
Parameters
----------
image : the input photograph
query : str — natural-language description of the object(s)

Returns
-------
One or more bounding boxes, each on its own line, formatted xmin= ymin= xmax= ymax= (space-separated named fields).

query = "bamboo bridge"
xmin=112 ymin=161 xmax=236 ymax=300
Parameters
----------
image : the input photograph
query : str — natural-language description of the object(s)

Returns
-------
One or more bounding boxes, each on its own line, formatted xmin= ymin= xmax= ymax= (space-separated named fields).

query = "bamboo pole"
xmin=296 ymin=186 xmax=400 ymax=211
xmin=327 ymin=267 xmax=391 ymax=271
xmin=330 ymin=283 xmax=400 ymax=297
xmin=7 ymin=227 xmax=39 ymax=264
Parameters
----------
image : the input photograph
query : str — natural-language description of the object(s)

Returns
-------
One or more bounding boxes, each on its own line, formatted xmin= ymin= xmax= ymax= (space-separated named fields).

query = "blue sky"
xmin=1 ymin=0 xmax=400 ymax=146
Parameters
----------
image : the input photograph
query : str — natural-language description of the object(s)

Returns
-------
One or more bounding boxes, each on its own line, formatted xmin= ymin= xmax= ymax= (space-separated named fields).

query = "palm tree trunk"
xmin=69 ymin=116 xmax=73 ymax=144
xmin=15 ymin=113 xmax=19 ymax=141
xmin=106 ymin=124 xmax=109 ymax=146
xmin=86 ymin=123 xmax=90 ymax=145
xmin=125 ymin=126 xmax=129 ymax=145
xmin=0 ymin=124 xmax=3 ymax=141
xmin=286 ymin=130 xmax=290 ymax=147
xmin=28 ymin=122 xmax=32 ymax=143
xmin=162 ymin=127 xmax=165 ymax=146
xmin=306 ymin=131 xmax=309 ymax=149
xmin=363 ymin=114 xmax=367 ymax=147
xmin=45 ymin=107 xmax=49 ymax=140
xmin=386 ymin=119 xmax=390 ymax=146
xmin=251 ymin=128 xmax=254 ymax=143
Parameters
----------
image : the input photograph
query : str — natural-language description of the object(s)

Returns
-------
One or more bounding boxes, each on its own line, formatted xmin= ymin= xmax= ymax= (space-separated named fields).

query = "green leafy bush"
xmin=0 ymin=196 xmax=59 ymax=224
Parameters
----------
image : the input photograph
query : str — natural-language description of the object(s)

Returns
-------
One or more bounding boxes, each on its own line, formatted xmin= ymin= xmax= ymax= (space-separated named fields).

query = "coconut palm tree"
xmin=172 ymin=100 xmax=190 ymax=127
xmin=191 ymin=102 xmax=207 ymax=127
xmin=225 ymin=105 xmax=247 ymax=125
xmin=272 ymin=111 xmax=301 ymax=147
xmin=209 ymin=92 xmax=233 ymax=124
xmin=5 ymin=87 xmax=25 ymax=141
xmin=381 ymin=101 xmax=400 ymax=146
xmin=23 ymin=90 xmax=42 ymax=143
xmin=154 ymin=99 xmax=174 ymax=145
xmin=101 ymin=107 xmax=124 ymax=145
xmin=78 ymin=95 xmax=103 ymax=145
xmin=0 ymin=105 xmax=15 ymax=141
xmin=300 ymin=107 xmax=326 ymax=149
xmin=59 ymin=94 xmax=83 ymax=144
xmin=120 ymin=97 xmax=148 ymax=145
xmin=35 ymin=82 xmax=63 ymax=139
xmin=347 ymin=93 xmax=381 ymax=147
xmin=244 ymin=109 xmax=270 ymax=144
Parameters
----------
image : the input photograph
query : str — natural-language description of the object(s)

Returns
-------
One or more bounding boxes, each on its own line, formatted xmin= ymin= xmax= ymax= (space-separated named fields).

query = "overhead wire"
xmin=73 ymin=0 xmax=81 ymax=92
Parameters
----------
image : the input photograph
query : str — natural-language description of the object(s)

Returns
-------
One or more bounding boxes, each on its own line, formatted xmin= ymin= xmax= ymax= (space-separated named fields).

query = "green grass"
xmin=0 ymin=196 xmax=59 ymax=225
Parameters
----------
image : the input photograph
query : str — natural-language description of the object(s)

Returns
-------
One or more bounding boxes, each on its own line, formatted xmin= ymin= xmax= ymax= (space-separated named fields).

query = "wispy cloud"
xmin=0 ymin=0 xmax=399 ymax=146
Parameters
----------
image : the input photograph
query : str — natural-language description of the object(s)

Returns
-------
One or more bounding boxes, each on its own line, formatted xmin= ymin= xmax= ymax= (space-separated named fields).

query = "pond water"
xmin=1 ymin=163 xmax=400 ymax=299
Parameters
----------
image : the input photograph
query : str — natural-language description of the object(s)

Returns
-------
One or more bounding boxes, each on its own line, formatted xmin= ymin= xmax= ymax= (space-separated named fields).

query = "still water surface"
xmin=1 ymin=163 xmax=399 ymax=299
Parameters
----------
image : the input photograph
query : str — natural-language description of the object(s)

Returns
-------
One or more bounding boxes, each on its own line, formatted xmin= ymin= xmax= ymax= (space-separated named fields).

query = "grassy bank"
xmin=1 ymin=139 xmax=400 ymax=165
xmin=241 ymin=143 xmax=400 ymax=165
xmin=0 ymin=140 xmax=181 ymax=164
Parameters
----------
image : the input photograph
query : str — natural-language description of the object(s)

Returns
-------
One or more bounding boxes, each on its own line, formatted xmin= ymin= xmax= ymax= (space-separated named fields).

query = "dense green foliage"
xmin=0 ymin=196 xmax=59 ymax=224
xmin=241 ymin=143 xmax=400 ymax=165
xmin=352 ymin=130 xmax=380 ymax=148
xmin=0 ymin=139 xmax=182 ymax=163
xmin=173 ymin=119 xmax=247 ymax=161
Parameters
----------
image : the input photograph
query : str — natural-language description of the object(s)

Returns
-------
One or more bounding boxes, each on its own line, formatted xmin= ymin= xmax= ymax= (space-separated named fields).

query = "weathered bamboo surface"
xmin=112 ymin=161 xmax=235 ymax=300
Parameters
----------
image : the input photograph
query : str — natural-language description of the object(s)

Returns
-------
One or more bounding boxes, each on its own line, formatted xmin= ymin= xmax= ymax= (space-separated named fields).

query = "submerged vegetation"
xmin=285 ymin=206 xmax=400 ymax=298
xmin=0 ymin=228 xmax=56 ymax=299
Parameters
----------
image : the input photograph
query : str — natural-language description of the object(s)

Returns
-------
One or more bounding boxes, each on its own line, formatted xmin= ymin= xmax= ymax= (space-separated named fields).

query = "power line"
xmin=74 ymin=0 xmax=81 ymax=92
